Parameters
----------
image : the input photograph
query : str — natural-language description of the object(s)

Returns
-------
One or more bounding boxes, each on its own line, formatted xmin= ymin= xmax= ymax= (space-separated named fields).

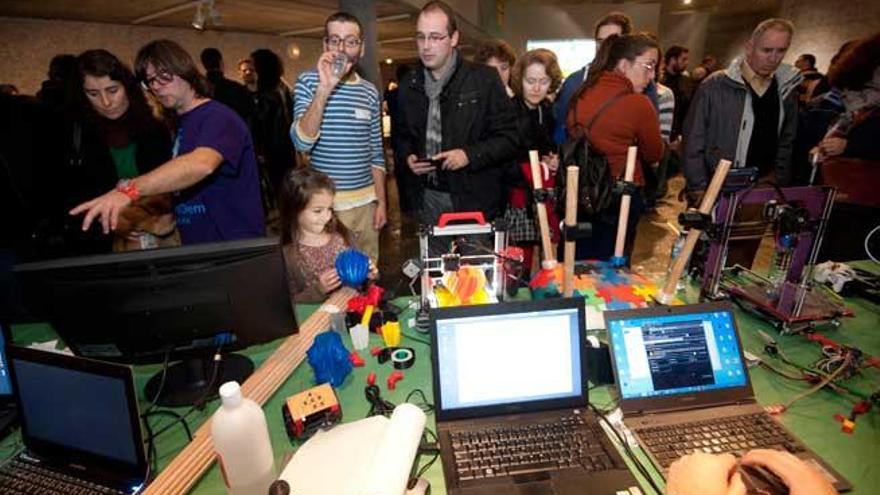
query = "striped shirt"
xmin=291 ymin=70 xmax=385 ymax=206
xmin=656 ymin=82 xmax=675 ymax=143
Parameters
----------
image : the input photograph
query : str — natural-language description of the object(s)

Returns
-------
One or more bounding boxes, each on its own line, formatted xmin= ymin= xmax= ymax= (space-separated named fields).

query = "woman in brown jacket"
xmin=567 ymin=33 xmax=664 ymax=260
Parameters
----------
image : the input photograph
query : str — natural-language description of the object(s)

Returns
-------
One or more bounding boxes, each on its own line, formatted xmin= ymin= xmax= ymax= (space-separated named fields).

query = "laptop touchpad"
xmin=513 ymin=472 xmax=555 ymax=495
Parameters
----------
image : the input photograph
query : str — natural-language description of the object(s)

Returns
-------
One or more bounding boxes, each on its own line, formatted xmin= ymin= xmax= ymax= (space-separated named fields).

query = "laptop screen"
xmin=434 ymin=301 xmax=584 ymax=413
xmin=607 ymin=308 xmax=747 ymax=400
xmin=0 ymin=325 xmax=12 ymax=397
xmin=9 ymin=348 xmax=143 ymax=470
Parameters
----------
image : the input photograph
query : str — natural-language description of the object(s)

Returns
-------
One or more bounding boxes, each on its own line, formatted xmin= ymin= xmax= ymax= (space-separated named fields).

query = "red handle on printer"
xmin=437 ymin=211 xmax=487 ymax=228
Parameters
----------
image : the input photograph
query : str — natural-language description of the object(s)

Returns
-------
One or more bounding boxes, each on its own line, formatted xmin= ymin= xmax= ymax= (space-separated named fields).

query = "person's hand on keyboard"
xmin=741 ymin=449 xmax=838 ymax=495
xmin=667 ymin=452 xmax=745 ymax=495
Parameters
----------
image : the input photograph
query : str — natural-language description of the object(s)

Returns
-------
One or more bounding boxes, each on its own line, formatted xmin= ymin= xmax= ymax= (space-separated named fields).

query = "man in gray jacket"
xmin=682 ymin=18 xmax=802 ymax=199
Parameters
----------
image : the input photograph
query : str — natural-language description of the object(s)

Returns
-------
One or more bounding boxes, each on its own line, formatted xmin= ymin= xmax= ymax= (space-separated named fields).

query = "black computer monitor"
xmin=11 ymin=237 xmax=297 ymax=406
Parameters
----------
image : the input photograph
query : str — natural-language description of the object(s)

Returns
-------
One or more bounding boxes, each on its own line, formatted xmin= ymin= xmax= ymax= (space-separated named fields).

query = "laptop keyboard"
xmin=635 ymin=412 xmax=806 ymax=468
xmin=0 ymin=458 xmax=125 ymax=495
xmin=449 ymin=414 xmax=619 ymax=481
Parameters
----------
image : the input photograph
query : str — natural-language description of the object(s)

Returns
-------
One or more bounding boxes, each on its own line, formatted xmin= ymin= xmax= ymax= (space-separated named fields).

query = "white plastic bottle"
xmin=211 ymin=381 xmax=277 ymax=495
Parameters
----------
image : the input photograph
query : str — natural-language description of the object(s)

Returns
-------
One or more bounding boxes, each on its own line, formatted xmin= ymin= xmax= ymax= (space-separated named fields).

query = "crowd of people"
xmin=0 ymin=1 xmax=875 ymax=491
xmin=1 ymin=2 xmax=877 ymax=291
xmin=1 ymin=1 xmax=877 ymax=290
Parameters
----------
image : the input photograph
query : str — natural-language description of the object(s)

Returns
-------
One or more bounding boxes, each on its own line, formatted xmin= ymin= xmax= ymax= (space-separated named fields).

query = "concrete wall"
xmin=501 ymin=2 xmax=661 ymax=55
xmin=780 ymin=0 xmax=880 ymax=73
xmin=658 ymin=10 xmax=709 ymax=67
xmin=399 ymin=0 xmax=480 ymax=28
xmin=674 ymin=0 xmax=880 ymax=74
xmin=701 ymin=10 xmax=774 ymax=69
xmin=0 ymin=16 xmax=323 ymax=95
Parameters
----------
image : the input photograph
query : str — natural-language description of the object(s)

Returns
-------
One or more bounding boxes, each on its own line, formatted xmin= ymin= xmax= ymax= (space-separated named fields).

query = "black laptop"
xmin=431 ymin=297 xmax=644 ymax=495
xmin=0 ymin=346 xmax=147 ymax=494
xmin=0 ymin=324 xmax=17 ymax=437
xmin=605 ymin=302 xmax=851 ymax=492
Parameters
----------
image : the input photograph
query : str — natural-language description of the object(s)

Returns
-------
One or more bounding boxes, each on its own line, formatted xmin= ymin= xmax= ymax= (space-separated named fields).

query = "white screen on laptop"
xmin=436 ymin=308 xmax=583 ymax=411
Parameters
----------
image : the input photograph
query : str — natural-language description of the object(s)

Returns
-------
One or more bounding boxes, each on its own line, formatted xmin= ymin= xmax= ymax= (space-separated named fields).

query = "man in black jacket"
xmin=398 ymin=0 xmax=518 ymax=229
xmin=200 ymin=48 xmax=253 ymax=124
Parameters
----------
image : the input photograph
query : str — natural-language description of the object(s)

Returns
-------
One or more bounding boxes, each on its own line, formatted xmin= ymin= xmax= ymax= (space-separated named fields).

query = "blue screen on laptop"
xmin=435 ymin=307 xmax=583 ymax=411
xmin=0 ymin=326 xmax=12 ymax=396
xmin=608 ymin=310 xmax=747 ymax=400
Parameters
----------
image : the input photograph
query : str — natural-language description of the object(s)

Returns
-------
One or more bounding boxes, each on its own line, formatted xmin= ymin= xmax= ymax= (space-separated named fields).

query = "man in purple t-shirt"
xmin=71 ymin=40 xmax=265 ymax=244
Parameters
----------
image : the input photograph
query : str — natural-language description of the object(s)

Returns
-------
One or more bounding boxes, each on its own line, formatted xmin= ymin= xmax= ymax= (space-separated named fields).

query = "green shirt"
xmin=109 ymin=142 xmax=138 ymax=179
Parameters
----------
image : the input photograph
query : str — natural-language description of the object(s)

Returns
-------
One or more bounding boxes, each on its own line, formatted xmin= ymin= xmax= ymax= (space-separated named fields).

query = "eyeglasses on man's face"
xmin=415 ymin=33 xmax=449 ymax=45
xmin=325 ymin=36 xmax=362 ymax=49
xmin=141 ymin=70 xmax=175 ymax=90
xmin=637 ymin=61 xmax=656 ymax=73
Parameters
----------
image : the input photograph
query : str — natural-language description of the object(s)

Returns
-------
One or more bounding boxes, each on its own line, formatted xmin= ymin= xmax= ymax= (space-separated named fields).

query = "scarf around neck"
xmin=423 ymin=49 xmax=458 ymax=157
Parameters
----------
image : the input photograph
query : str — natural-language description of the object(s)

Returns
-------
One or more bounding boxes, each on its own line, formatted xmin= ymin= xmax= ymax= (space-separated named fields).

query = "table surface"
xmin=5 ymin=274 xmax=880 ymax=495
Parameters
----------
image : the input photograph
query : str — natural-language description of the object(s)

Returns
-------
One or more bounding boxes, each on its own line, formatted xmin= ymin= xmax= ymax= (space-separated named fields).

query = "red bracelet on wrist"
xmin=115 ymin=179 xmax=140 ymax=201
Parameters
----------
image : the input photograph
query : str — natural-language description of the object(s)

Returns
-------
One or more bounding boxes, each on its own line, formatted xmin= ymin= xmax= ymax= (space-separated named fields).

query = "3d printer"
xmin=414 ymin=212 xmax=511 ymax=330
xmin=695 ymin=184 xmax=852 ymax=333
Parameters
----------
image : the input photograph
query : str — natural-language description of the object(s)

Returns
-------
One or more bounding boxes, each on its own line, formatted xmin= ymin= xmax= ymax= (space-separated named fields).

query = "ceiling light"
xmin=287 ymin=43 xmax=301 ymax=59
xmin=192 ymin=0 xmax=220 ymax=30
xmin=385 ymin=58 xmax=394 ymax=65
xmin=192 ymin=2 xmax=205 ymax=30
xmin=683 ymin=0 xmax=692 ymax=4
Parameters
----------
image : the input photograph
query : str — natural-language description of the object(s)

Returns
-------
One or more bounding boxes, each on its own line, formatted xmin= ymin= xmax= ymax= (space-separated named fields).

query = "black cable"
xmin=141 ymin=348 xmax=172 ymax=416
xmin=141 ymin=415 xmax=156 ymax=485
xmin=415 ymin=427 xmax=440 ymax=478
xmin=365 ymin=384 xmax=396 ymax=417
xmin=738 ymin=179 xmax=789 ymax=207
xmin=189 ymin=343 xmax=225 ymax=408
xmin=588 ymin=402 xmax=664 ymax=495
xmin=404 ymin=388 xmax=435 ymax=415
xmin=143 ymin=410 xmax=194 ymax=442
xmin=142 ymin=343 xmax=225 ymax=446
xmin=149 ymin=405 xmax=205 ymax=440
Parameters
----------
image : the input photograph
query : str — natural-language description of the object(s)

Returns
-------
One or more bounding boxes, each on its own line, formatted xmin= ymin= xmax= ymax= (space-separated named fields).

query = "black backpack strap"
xmin=69 ymin=121 xmax=83 ymax=168
xmin=568 ymin=90 xmax=629 ymax=141
xmin=584 ymin=91 xmax=629 ymax=133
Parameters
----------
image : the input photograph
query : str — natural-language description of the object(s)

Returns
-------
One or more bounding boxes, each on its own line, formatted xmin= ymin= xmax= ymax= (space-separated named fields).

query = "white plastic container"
xmin=211 ymin=381 xmax=277 ymax=495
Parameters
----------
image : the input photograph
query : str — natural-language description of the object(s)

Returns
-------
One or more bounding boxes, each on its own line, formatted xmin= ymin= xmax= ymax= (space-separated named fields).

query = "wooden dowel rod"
xmin=529 ymin=150 xmax=555 ymax=267
xmin=563 ymin=166 xmax=579 ymax=297
xmin=657 ymin=160 xmax=731 ymax=304
xmin=613 ymin=146 xmax=638 ymax=260
xmin=142 ymin=288 xmax=356 ymax=495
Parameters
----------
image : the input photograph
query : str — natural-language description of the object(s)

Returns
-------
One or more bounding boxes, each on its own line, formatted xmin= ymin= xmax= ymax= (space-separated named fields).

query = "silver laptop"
xmin=431 ymin=297 xmax=643 ymax=495
xmin=605 ymin=302 xmax=851 ymax=492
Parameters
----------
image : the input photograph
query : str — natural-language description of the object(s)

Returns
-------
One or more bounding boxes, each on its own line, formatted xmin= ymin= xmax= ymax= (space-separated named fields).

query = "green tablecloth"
xmin=6 ymin=281 xmax=880 ymax=494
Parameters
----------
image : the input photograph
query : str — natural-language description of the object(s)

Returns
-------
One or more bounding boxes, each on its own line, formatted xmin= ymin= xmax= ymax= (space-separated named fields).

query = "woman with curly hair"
xmin=502 ymin=48 xmax=563 ymax=274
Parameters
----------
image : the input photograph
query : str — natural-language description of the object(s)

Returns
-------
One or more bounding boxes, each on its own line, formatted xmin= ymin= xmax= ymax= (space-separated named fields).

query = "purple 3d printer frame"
xmin=701 ymin=186 xmax=851 ymax=330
